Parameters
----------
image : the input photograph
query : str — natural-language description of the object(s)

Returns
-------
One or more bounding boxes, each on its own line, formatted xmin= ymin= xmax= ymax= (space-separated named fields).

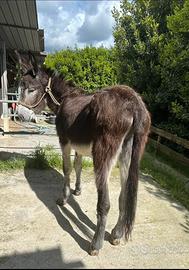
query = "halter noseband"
xmin=18 ymin=77 xmax=60 ymax=109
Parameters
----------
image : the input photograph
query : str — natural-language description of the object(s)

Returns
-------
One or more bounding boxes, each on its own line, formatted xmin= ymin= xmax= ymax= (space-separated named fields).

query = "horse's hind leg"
xmin=57 ymin=142 xmax=72 ymax=206
xmin=73 ymin=152 xmax=82 ymax=196
xmin=89 ymin=182 xmax=110 ymax=256
xmin=89 ymin=136 xmax=123 ymax=256
xmin=110 ymin=135 xmax=133 ymax=245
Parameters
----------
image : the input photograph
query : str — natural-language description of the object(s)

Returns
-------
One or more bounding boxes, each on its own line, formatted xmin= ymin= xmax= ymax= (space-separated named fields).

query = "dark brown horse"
xmin=15 ymin=51 xmax=151 ymax=256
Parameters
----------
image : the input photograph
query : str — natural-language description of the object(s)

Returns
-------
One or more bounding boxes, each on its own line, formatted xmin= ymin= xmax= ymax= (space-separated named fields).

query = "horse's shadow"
xmin=24 ymin=160 xmax=110 ymax=253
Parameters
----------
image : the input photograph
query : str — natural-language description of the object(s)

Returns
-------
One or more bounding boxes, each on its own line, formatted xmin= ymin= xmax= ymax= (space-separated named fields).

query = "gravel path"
xmin=0 ymin=166 xmax=189 ymax=269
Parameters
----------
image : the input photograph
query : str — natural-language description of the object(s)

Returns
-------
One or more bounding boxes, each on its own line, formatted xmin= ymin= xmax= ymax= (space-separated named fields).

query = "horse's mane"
xmin=41 ymin=65 xmax=84 ymax=96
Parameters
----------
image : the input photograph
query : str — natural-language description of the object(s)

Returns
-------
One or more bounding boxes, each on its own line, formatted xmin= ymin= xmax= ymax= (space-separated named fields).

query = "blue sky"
xmin=36 ymin=0 xmax=120 ymax=52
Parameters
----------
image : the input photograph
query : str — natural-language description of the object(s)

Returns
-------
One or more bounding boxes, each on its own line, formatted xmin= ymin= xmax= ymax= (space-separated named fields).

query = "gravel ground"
xmin=0 ymin=166 xmax=189 ymax=269
xmin=0 ymin=127 xmax=189 ymax=269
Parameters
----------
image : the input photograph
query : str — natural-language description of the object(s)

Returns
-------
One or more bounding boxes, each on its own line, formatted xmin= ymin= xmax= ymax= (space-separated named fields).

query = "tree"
xmin=112 ymin=0 xmax=162 ymax=108
xmin=113 ymin=0 xmax=189 ymax=138
xmin=158 ymin=0 xmax=189 ymax=137
xmin=45 ymin=46 xmax=117 ymax=93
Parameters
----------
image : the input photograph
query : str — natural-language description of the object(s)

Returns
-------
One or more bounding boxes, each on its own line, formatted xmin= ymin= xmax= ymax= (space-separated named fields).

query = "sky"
xmin=36 ymin=0 xmax=120 ymax=52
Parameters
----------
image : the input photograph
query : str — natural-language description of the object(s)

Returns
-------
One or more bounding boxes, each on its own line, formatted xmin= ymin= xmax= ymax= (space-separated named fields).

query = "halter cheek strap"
xmin=45 ymin=77 xmax=60 ymax=106
xmin=45 ymin=77 xmax=52 ymax=93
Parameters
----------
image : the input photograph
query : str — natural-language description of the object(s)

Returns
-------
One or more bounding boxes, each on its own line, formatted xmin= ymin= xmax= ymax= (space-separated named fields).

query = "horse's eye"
xmin=28 ymin=88 xmax=36 ymax=93
xmin=23 ymin=69 xmax=36 ymax=78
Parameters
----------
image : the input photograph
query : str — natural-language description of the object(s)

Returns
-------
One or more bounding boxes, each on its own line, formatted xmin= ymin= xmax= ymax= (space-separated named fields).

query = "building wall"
xmin=0 ymin=49 xmax=3 ymax=117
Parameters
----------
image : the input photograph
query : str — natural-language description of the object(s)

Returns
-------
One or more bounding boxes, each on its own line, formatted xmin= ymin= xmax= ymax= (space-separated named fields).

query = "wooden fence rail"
xmin=151 ymin=126 xmax=189 ymax=150
xmin=149 ymin=126 xmax=189 ymax=167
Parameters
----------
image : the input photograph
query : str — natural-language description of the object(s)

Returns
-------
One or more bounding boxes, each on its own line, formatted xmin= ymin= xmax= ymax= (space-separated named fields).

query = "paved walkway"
xmin=0 ymin=167 xmax=189 ymax=269
xmin=0 ymin=119 xmax=61 ymax=156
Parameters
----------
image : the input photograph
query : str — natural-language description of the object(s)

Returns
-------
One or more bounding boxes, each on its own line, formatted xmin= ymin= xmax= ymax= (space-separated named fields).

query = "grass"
xmin=26 ymin=145 xmax=62 ymax=169
xmin=0 ymin=144 xmax=188 ymax=209
xmin=0 ymin=158 xmax=25 ymax=171
xmin=0 ymin=145 xmax=60 ymax=171
xmin=145 ymin=143 xmax=189 ymax=177
xmin=0 ymin=144 xmax=93 ymax=172
xmin=140 ymin=150 xmax=189 ymax=210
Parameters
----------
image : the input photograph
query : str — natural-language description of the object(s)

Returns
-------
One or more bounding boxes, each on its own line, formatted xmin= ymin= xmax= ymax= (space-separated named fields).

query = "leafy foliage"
xmin=45 ymin=46 xmax=117 ymax=93
xmin=44 ymin=3 xmax=189 ymax=139
xmin=113 ymin=0 xmax=189 ymax=139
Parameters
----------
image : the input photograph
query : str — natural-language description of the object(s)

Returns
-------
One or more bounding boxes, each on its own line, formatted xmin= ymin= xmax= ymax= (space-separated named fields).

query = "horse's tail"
xmin=123 ymin=119 xmax=150 ymax=240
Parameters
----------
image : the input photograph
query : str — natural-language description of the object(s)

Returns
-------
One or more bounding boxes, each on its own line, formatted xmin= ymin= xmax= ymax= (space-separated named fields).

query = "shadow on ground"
xmin=0 ymin=151 xmax=110 ymax=258
xmin=180 ymin=214 xmax=189 ymax=233
xmin=0 ymin=247 xmax=84 ymax=269
xmin=140 ymin=173 xmax=171 ymax=202
xmin=23 ymin=157 xmax=110 ymax=251
xmin=0 ymin=151 xmax=29 ymax=160
xmin=140 ymin=172 xmax=189 ymax=233
xmin=24 ymin=164 xmax=90 ymax=253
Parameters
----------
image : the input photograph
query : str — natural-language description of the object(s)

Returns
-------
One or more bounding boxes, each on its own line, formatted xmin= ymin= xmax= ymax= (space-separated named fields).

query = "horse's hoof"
xmin=88 ymin=249 xmax=99 ymax=256
xmin=56 ymin=198 xmax=67 ymax=206
xmin=73 ymin=189 xmax=81 ymax=196
xmin=110 ymin=237 xmax=120 ymax=246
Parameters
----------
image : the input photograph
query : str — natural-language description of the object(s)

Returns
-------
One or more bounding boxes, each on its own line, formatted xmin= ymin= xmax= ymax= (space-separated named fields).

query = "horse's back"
xmin=56 ymin=85 xmax=150 ymax=146
xmin=90 ymin=85 xmax=149 ymax=135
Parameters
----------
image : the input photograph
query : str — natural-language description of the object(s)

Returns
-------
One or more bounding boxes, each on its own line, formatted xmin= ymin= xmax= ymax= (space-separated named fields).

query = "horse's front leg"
xmin=58 ymin=142 xmax=72 ymax=205
xmin=73 ymin=152 xmax=82 ymax=196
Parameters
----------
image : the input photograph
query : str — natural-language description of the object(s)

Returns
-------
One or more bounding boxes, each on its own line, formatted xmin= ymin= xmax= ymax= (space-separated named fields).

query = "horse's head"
xmin=15 ymin=50 xmax=48 ymax=113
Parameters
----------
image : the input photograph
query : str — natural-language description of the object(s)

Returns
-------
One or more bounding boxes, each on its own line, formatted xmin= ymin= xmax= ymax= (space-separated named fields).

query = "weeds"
xmin=0 ymin=145 xmax=92 ymax=171
xmin=140 ymin=151 xmax=189 ymax=209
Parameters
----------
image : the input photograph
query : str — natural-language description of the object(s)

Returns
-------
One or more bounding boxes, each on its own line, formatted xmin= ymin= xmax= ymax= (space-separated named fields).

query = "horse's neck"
xmin=45 ymin=75 xmax=81 ymax=114
xmin=44 ymin=76 xmax=60 ymax=114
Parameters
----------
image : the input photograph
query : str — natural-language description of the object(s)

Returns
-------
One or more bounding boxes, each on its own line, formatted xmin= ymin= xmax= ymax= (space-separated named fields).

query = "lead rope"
xmin=18 ymin=92 xmax=46 ymax=109
xmin=18 ymin=77 xmax=60 ymax=109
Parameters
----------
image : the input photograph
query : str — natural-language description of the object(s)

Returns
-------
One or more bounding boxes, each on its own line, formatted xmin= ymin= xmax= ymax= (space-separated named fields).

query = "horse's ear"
xmin=28 ymin=51 xmax=38 ymax=74
xmin=15 ymin=50 xmax=22 ymax=65
xmin=15 ymin=50 xmax=29 ymax=74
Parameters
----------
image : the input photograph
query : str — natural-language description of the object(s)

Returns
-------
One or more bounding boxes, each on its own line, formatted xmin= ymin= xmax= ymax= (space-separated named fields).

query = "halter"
xmin=44 ymin=77 xmax=60 ymax=106
xmin=18 ymin=77 xmax=60 ymax=109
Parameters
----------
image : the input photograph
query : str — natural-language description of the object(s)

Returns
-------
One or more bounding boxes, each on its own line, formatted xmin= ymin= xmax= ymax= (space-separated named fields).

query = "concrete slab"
xmin=0 ymin=167 xmax=189 ymax=269
xmin=0 ymin=119 xmax=60 ymax=156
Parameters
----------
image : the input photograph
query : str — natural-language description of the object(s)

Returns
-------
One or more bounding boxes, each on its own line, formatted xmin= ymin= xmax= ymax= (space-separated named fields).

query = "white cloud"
xmin=37 ymin=0 xmax=120 ymax=52
xmin=77 ymin=3 xmax=112 ymax=42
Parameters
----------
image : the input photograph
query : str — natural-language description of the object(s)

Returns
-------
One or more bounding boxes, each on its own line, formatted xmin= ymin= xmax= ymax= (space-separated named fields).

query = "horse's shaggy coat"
xmin=16 ymin=51 xmax=151 ymax=255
